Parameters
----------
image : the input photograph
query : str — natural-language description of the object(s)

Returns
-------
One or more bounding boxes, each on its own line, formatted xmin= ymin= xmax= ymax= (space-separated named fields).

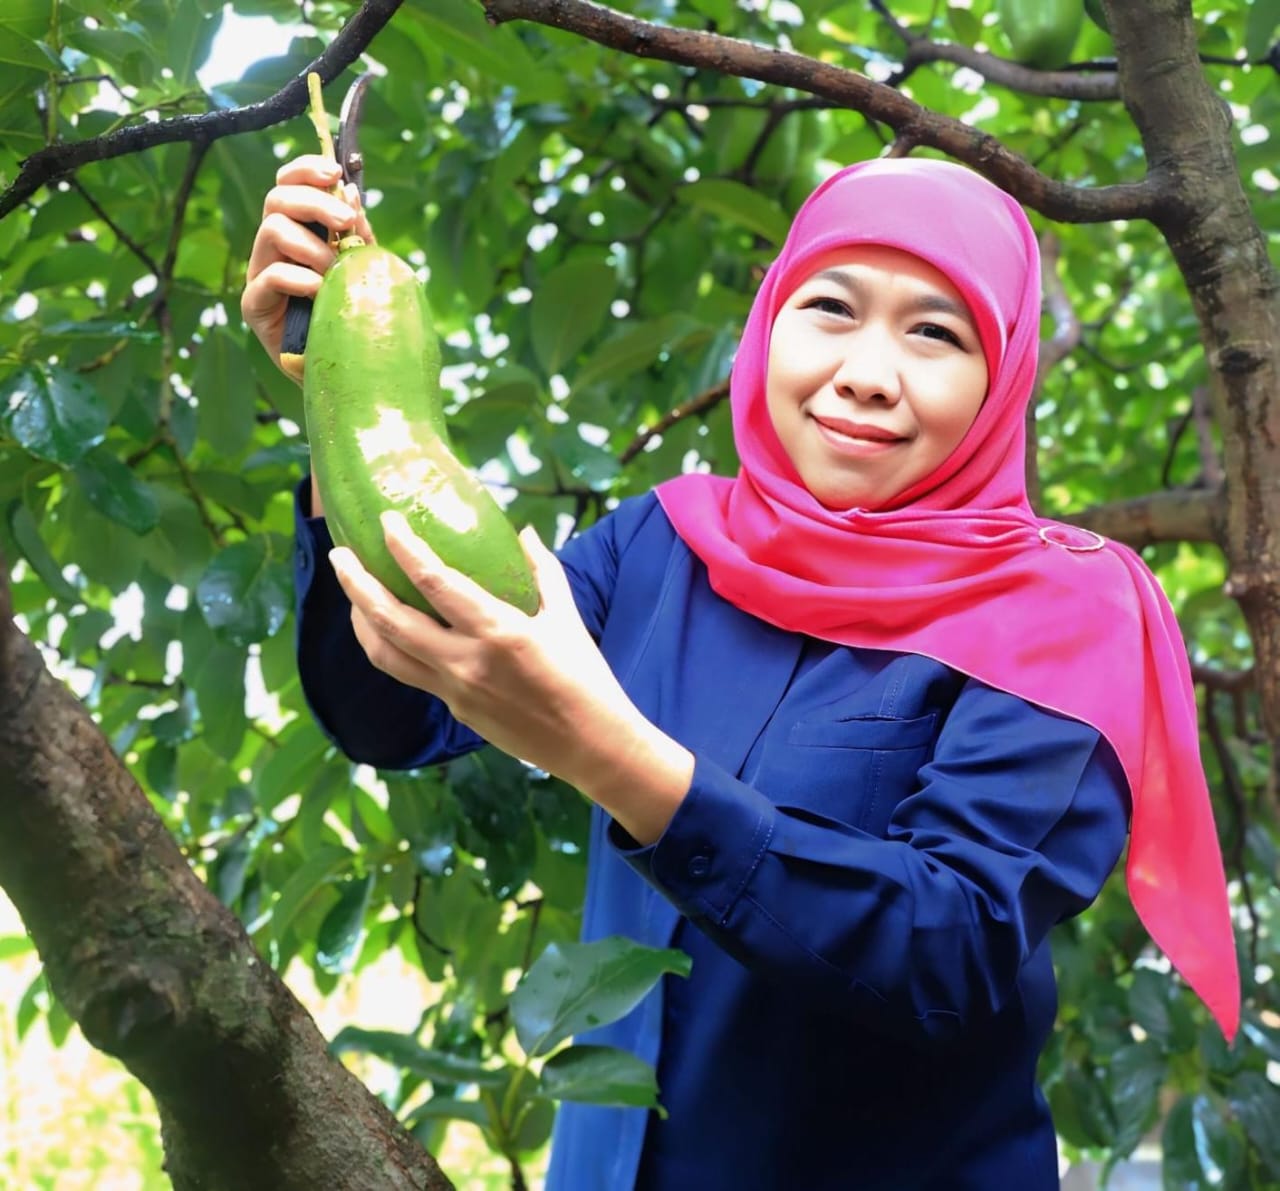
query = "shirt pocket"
xmin=762 ymin=713 xmax=938 ymax=836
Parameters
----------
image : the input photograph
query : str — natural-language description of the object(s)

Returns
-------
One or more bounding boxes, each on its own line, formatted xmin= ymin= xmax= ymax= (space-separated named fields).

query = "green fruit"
xmin=304 ymin=239 xmax=540 ymax=619
xmin=997 ymin=0 xmax=1085 ymax=69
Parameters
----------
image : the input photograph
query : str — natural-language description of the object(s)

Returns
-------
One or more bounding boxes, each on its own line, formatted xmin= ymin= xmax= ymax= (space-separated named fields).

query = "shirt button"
xmin=688 ymin=853 xmax=712 ymax=879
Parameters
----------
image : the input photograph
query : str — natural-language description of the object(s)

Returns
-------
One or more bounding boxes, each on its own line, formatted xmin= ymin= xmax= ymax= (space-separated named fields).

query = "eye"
xmin=915 ymin=322 xmax=963 ymax=347
xmin=803 ymin=296 xmax=852 ymax=318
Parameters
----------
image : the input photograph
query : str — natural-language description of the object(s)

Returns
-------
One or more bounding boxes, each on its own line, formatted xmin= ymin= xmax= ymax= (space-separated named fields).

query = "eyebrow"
xmin=810 ymin=267 xmax=971 ymax=322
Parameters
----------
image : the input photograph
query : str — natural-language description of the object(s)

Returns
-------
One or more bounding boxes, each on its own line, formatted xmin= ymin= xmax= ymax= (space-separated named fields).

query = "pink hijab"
xmin=656 ymin=157 xmax=1239 ymax=1040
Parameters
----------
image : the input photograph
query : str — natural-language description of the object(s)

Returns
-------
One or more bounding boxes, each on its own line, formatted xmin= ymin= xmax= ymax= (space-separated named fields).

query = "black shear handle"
xmin=279 ymin=219 xmax=328 ymax=375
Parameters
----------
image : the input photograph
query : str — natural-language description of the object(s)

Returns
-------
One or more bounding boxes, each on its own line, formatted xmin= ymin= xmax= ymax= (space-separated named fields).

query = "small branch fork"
xmin=0 ymin=0 xmax=406 ymax=219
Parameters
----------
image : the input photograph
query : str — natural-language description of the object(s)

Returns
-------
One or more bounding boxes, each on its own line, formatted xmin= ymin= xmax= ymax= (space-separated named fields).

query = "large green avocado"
xmin=997 ymin=0 xmax=1084 ymax=69
xmin=303 ymin=240 xmax=540 ymax=619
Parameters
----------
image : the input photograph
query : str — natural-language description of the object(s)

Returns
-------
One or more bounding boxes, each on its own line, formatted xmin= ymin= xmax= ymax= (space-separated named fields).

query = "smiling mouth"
xmin=812 ymin=416 xmax=907 ymax=448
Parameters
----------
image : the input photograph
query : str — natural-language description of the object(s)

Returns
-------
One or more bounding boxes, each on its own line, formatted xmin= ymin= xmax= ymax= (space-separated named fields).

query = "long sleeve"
xmin=293 ymin=480 xmax=645 ymax=769
xmin=609 ymin=677 xmax=1130 ymax=1042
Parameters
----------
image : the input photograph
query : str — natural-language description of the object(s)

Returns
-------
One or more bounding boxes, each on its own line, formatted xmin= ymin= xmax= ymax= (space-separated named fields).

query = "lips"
xmin=811 ymin=415 xmax=907 ymax=444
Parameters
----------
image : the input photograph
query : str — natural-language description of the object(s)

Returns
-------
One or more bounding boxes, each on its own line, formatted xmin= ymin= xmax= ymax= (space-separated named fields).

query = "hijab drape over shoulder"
xmin=656 ymin=158 xmax=1240 ymax=1040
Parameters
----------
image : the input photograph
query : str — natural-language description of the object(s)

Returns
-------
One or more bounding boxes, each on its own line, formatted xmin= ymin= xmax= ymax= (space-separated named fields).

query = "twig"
xmin=619 ymin=377 xmax=731 ymax=465
xmin=159 ymin=140 xmax=211 ymax=285
xmin=869 ymin=0 xmax=1120 ymax=101
xmin=1190 ymin=663 xmax=1254 ymax=695
xmin=65 ymin=178 xmax=160 ymax=275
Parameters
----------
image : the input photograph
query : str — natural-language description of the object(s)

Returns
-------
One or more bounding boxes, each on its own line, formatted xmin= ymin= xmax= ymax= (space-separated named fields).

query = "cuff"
xmin=293 ymin=477 xmax=334 ymax=600
xmin=608 ymin=753 xmax=775 ymax=924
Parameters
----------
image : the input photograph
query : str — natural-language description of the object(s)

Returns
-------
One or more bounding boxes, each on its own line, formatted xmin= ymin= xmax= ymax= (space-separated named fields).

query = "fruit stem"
xmin=305 ymin=72 xmax=365 ymax=250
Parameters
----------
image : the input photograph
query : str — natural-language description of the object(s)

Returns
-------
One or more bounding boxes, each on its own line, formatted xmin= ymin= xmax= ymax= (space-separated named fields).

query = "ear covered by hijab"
xmin=656 ymin=157 xmax=1240 ymax=1039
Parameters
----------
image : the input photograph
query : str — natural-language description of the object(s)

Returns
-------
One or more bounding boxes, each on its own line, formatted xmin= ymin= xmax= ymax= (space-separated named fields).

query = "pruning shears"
xmin=279 ymin=71 xmax=376 ymax=378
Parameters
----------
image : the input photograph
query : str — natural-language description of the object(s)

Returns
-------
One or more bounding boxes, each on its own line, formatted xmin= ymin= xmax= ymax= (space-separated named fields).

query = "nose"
xmin=831 ymin=326 xmax=902 ymax=405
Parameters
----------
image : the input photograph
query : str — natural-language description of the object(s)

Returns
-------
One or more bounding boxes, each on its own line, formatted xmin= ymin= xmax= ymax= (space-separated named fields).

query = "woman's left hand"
xmin=327 ymin=513 xmax=692 ymax=839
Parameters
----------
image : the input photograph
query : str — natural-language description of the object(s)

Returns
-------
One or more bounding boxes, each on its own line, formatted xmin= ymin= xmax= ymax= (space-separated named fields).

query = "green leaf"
xmin=677 ymin=179 xmax=791 ymax=246
xmin=1162 ymin=1093 xmax=1246 ymax=1190
xmin=1106 ymin=1042 xmax=1164 ymax=1161
xmin=538 ymin=1043 xmax=663 ymax=1112
xmin=947 ymin=4 xmax=983 ymax=45
xmin=0 ymin=934 xmax=35 ymax=961
xmin=193 ymin=642 xmax=247 ymax=760
xmin=0 ymin=23 xmax=58 ymax=70
xmin=168 ymin=0 xmax=221 ymax=83
xmin=267 ymin=844 xmax=351 ymax=944
xmin=73 ymin=446 xmax=160 ymax=534
xmin=572 ymin=314 xmax=701 ymax=395
xmin=8 ymin=500 xmax=79 ymax=601
xmin=0 ymin=0 xmax=53 ymax=40
xmin=146 ymin=742 xmax=179 ymax=801
xmin=195 ymin=328 xmax=256 ymax=456
xmin=1049 ymin=1065 xmax=1115 ymax=1150
xmin=210 ymin=835 xmax=252 ymax=908
xmin=330 ymin=1027 xmax=508 ymax=1086
xmin=255 ymin=721 xmax=330 ymax=811
xmin=408 ymin=1096 xmax=492 ymax=1141
xmin=549 ymin=426 xmax=621 ymax=491
xmin=315 ymin=872 xmax=374 ymax=974
xmin=530 ymin=258 xmax=616 ymax=376
xmin=1245 ymin=0 xmax=1280 ymax=59
xmin=2 ymin=366 xmax=108 ymax=464
xmin=510 ymin=936 xmax=692 ymax=1059
xmin=512 ymin=1094 xmax=555 ymax=1154
xmin=196 ymin=537 xmax=292 ymax=645
xmin=1128 ymin=967 xmax=1172 ymax=1044
xmin=405 ymin=0 xmax=562 ymax=100
xmin=1226 ymin=1071 xmax=1280 ymax=1176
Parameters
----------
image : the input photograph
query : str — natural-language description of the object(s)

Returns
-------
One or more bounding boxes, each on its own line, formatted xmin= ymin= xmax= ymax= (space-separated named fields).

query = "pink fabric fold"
xmin=656 ymin=157 xmax=1239 ymax=1040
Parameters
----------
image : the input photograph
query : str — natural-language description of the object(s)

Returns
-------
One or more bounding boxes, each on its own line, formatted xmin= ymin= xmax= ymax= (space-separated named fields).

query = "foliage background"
xmin=0 ymin=0 xmax=1277 ymax=1186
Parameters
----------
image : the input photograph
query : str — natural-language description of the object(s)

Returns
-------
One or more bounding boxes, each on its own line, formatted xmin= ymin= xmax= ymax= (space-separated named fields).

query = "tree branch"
xmin=869 ymin=0 xmax=1120 ymax=101
xmin=0 ymin=564 xmax=453 ymax=1190
xmin=0 ymin=0 xmax=405 ymax=221
xmin=620 ymin=377 xmax=731 ymax=465
xmin=65 ymin=177 xmax=161 ymax=274
xmin=1066 ymin=485 xmax=1222 ymax=548
xmin=480 ymin=0 xmax=1159 ymax=224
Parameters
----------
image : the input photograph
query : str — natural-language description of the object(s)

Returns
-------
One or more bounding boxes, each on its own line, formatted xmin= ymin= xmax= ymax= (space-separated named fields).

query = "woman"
xmin=242 ymin=154 xmax=1237 ymax=1189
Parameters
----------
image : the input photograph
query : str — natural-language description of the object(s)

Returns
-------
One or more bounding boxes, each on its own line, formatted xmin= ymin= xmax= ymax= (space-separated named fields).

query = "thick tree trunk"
xmin=0 ymin=571 xmax=453 ymax=1191
xmin=1108 ymin=0 xmax=1280 ymax=763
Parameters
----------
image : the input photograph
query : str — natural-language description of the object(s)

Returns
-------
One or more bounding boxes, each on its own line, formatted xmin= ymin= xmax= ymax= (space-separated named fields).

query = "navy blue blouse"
xmin=295 ymin=487 xmax=1130 ymax=1191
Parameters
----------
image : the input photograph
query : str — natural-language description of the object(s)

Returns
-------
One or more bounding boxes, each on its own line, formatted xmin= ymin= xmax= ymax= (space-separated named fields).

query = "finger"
xmin=349 ymin=605 xmax=445 ymax=693
xmin=518 ymin=526 xmax=567 ymax=615
xmin=275 ymin=155 xmax=344 ymax=188
xmin=343 ymin=183 xmax=376 ymax=243
xmin=380 ymin=512 xmax=511 ymax=632
xmin=330 ymin=546 xmax=459 ymax=659
xmin=241 ymin=262 xmax=325 ymax=323
xmin=262 ymin=184 xmax=358 ymax=238
xmin=246 ymin=217 xmax=335 ymax=286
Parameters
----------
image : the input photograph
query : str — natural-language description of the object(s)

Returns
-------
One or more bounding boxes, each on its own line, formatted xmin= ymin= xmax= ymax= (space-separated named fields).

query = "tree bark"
xmin=1107 ymin=0 xmax=1280 ymax=756
xmin=0 ymin=571 xmax=453 ymax=1191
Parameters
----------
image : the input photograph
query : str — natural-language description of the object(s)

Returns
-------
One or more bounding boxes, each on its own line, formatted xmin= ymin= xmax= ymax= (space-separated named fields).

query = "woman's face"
xmin=765 ymin=244 xmax=989 ymax=511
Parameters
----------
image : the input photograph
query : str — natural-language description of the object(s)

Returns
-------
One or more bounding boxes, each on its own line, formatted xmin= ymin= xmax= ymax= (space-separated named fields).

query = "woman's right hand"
xmin=241 ymin=154 xmax=375 ymax=378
